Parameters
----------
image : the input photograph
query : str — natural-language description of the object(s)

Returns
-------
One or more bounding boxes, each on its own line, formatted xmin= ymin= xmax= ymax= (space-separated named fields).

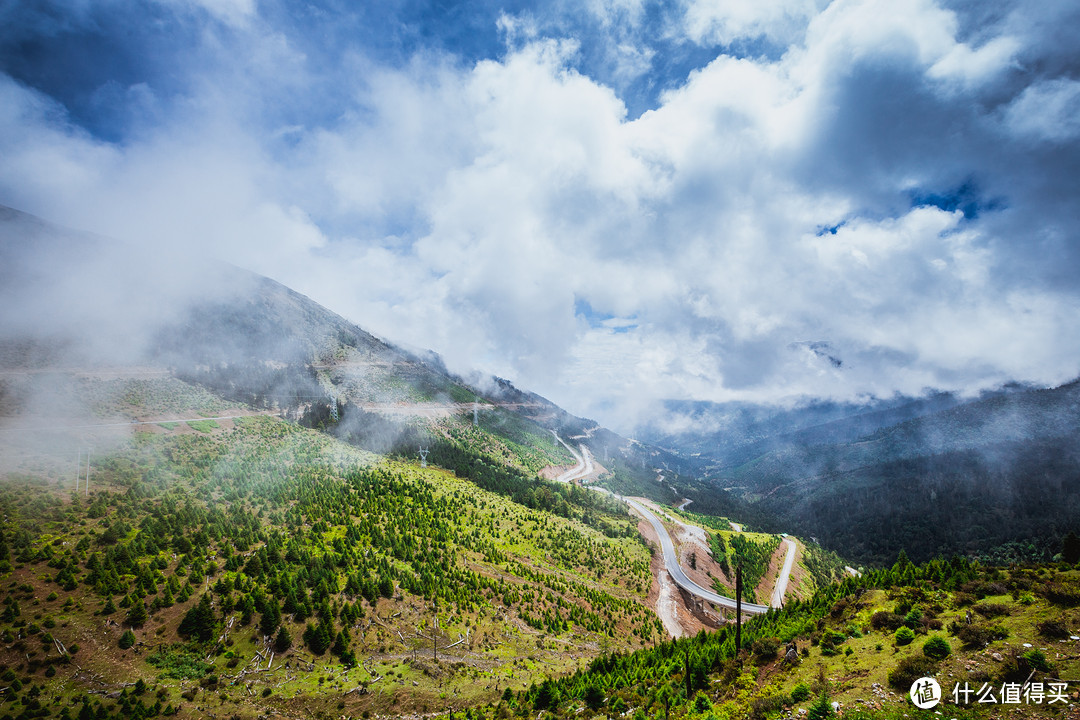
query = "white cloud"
xmin=680 ymin=0 xmax=825 ymax=47
xmin=2 ymin=0 xmax=1080 ymax=429
xmin=155 ymin=0 xmax=256 ymax=27
xmin=1002 ymin=78 xmax=1080 ymax=143
xmin=927 ymin=34 xmax=1019 ymax=87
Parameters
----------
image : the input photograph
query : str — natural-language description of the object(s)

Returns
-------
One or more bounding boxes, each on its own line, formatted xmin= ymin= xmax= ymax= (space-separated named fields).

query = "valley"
xmin=0 ymin=209 xmax=1077 ymax=720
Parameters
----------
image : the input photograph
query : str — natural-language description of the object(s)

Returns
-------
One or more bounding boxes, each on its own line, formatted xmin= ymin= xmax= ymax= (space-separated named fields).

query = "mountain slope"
xmin=0 ymin=206 xmax=746 ymax=718
xmin=0 ymin=384 xmax=660 ymax=719
xmin=513 ymin=556 xmax=1080 ymax=720
xmin=645 ymin=384 xmax=1080 ymax=565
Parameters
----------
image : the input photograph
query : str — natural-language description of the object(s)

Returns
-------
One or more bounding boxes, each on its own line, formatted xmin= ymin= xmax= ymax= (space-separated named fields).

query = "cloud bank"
xmin=1 ymin=0 xmax=1079 ymax=431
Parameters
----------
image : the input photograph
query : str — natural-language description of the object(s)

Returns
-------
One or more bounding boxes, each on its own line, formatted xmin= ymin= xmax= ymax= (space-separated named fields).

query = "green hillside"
xmin=0 ymin=376 xmax=662 ymax=720
xmin=506 ymin=556 xmax=1080 ymax=720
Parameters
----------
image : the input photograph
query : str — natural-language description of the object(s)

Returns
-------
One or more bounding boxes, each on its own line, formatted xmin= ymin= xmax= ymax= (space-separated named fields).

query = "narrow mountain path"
xmin=0 ymin=412 xmax=278 ymax=433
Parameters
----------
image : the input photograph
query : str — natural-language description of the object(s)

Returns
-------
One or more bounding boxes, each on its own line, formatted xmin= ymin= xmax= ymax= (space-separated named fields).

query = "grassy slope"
xmin=510 ymin=559 xmax=1080 ymax=720
xmin=0 ymin=375 xmax=659 ymax=720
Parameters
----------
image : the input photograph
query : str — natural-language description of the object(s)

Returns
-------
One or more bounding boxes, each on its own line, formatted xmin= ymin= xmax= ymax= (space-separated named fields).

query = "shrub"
xmin=751 ymin=636 xmax=781 ymax=661
xmin=820 ymin=630 xmax=847 ymax=655
xmin=952 ymin=592 xmax=976 ymax=607
xmin=894 ymin=626 xmax=916 ymax=646
xmin=749 ymin=692 xmax=786 ymax=720
xmin=791 ymin=683 xmax=811 ymax=703
xmin=1022 ymin=649 xmax=1053 ymax=673
xmin=888 ymin=656 xmax=938 ymax=689
xmin=1037 ymin=619 xmax=1070 ymax=639
xmin=922 ymin=636 xmax=951 ymax=660
xmin=147 ymin=646 xmax=212 ymax=680
xmin=1039 ymin=579 xmax=1080 ymax=606
xmin=957 ymin=623 xmax=1008 ymax=648
xmin=974 ymin=602 xmax=1010 ymax=618
xmin=118 ymin=630 xmax=136 ymax=650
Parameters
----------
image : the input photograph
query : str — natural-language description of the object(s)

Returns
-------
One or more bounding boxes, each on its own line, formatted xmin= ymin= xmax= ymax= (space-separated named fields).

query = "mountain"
xmin=0 ymin=206 xmax=677 ymax=718
xmin=0 ymin=205 xmax=766 ymax=528
xmin=639 ymin=384 xmax=1080 ymax=565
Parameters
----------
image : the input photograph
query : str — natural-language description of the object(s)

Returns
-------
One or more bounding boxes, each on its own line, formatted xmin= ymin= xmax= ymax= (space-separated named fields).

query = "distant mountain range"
xmin=636 ymin=383 xmax=1080 ymax=564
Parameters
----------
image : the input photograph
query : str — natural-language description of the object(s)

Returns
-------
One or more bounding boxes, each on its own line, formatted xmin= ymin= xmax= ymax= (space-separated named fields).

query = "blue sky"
xmin=2 ymin=0 xmax=1079 ymax=430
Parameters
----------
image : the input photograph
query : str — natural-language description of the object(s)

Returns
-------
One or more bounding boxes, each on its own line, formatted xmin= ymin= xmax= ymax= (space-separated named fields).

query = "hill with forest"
xmin=0 ymin=388 xmax=663 ymax=719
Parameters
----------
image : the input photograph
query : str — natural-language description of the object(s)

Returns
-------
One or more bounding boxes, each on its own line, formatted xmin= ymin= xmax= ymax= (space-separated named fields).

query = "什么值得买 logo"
xmin=910 ymin=677 xmax=941 ymax=709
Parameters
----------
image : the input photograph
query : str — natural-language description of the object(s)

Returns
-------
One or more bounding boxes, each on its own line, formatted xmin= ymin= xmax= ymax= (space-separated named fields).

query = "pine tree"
xmin=807 ymin=692 xmax=834 ymax=720
xmin=1063 ymin=532 xmax=1080 ymax=565
xmin=118 ymin=629 xmax=136 ymax=650
xmin=260 ymin=599 xmax=281 ymax=637
xmin=178 ymin=594 xmax=216 ymax=643
xmin=333 ymin=629 xmax=350 ymax=658
xmin=126 ymin=600 xmax=148 ymax=628
xmin=275 ymin=625 xmax=292 ymax=652
xmin=239 ymin=595 xmax=255 ymax=626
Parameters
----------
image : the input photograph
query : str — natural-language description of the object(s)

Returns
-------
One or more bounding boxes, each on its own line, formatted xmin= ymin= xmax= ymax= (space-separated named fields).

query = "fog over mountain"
xmin=2 ymin=1 xmax=1080 ymax=431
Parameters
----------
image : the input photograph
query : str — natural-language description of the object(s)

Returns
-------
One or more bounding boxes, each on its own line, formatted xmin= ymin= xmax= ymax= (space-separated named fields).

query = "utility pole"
xmin=473 ymin=402 xmax=478 ymax=427
xmin=85 ymin=450 xmax=90 ymax=497
xmin=735 ymin=562 xmax=743 ymax=654
xmin=75 ymin=448 xmax=81 ymax=493
xmin=329 ymin=395 xmax=338 ymax=422
xmin=419 ymin=447 xmax=428 ymax=468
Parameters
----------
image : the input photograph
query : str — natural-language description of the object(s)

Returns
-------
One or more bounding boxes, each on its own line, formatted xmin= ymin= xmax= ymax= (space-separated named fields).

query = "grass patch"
xmin=186 ymin=419 xmax=220 ymax=433
xmin=157 ymin=422 xmax=179 ymax=430
xmin=147 ymin=645 xmax=213 ymax=680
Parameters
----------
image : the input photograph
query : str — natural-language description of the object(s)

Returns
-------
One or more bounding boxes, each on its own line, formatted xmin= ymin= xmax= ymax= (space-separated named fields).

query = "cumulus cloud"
xmin=1 ymin=0 xmax=1079 ymax=431
xmin=680 ymin=0 xmax=826 ymax=47
xmin=1003 ymin=78 xmax=1080 ymax=143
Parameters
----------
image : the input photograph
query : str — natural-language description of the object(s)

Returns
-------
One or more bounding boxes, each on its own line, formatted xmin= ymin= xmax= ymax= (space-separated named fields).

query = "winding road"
xmin=551 ymin=432 xmax=595 ymax=483
xmin=625 ymin=498 xmax=779 ymax=615
xmin=771 ymin=539 xmax=797 ymax=608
